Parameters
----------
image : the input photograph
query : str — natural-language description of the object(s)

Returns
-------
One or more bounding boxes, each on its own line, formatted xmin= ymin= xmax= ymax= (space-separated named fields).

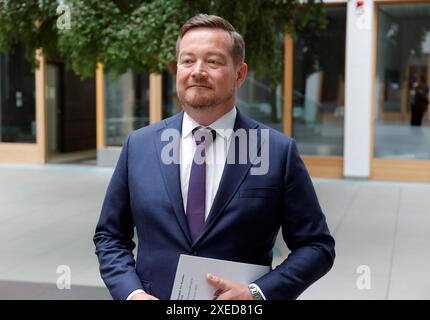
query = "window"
xmin=162 ymin=70 xmax=178 ymax=119
xmin=375 ymin=3 xmax=430 ymax=159
xmin=292 ymin=6 xmax=346 ymax=156
xmin=0 ymin=46 xmax=36 ymax=143
xmin=237 ymin=70 xmax=284 ymax=133
xmin=104 ymin=70 xmax=150 ymax=146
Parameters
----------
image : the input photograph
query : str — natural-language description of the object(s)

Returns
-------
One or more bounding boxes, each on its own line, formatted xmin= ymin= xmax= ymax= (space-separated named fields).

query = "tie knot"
xmin=192 ymin=127 xmax=216 ymax=146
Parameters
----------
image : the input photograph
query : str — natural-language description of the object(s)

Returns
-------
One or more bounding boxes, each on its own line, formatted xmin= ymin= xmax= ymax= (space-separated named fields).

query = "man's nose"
xmin=191 ymin=60 xmax=208 ymax=80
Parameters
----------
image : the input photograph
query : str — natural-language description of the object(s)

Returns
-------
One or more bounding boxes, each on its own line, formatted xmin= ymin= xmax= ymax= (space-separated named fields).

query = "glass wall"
xmin=375 ymin=3 xmax=430 ymax=159
xmin=104 ymin=70 xmax=149 ymax=146
xmin=237 ymin=71 xmax=284 ymax=133
xmin=292 ymin=6 xmax=346 ymax=156
xmin=0 ymin=46 xmax=36 ymax=143
xmin=162 ymin=70 xmax=178 ymax=119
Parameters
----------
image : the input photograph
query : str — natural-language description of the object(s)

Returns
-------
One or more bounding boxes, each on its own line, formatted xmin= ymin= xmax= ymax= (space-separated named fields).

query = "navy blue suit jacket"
xmin=94 ymin=109 xmax=335 ymax=300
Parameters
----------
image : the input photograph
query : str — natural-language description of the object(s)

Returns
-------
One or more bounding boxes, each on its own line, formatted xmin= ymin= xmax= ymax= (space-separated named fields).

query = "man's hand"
xmin=130 ymin=292 xmax=159 ymax=300
xmin=206 ymin=273 xmax=254 ymax=300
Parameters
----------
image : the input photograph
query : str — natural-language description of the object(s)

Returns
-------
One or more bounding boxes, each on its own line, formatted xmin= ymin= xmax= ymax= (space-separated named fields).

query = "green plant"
xmin=0 ymin=0 xmax=326 ymax=85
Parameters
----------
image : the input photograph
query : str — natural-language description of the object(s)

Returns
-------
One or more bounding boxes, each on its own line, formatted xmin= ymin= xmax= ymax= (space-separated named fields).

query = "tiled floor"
xmin=1 ymin=164 xmax=430 ymax=300
xmin=299 ymin=180 xmax=430 ymax=300
xmin=0 ymin=280 xmax=110 ymax=300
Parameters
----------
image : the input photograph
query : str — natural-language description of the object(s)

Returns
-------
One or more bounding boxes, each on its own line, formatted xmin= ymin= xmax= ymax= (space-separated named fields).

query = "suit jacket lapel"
xmin=153 ymin=111 xmax=193 ymax=245
xmin=193 ymin=109 xmax=262 ymax=246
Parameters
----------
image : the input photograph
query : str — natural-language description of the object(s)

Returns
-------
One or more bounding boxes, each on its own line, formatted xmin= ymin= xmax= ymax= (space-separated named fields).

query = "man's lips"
xmin=188 ymin=84 xmax=211 ymax=89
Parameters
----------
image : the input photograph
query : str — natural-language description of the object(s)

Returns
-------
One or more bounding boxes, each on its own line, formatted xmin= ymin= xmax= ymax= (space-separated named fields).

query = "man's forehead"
xmin=180 ymin=28 xmax=232 ymax=47
xmin=182 ymin=27 xmax=231 ymax=38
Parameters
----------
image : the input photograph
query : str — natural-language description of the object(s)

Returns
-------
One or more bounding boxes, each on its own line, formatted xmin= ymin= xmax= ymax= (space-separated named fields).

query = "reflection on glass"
xmin=104 ymin=70 xmax=149 ymax=146
xmin=237 ymin=71 xmax=283 ymax=133
xmin=375 ymin=4 xmax=430 ymax=159
xmin=162 ymin=70 xmax=178 ymax=119
xmin=0 ymin=46 xmax=36 ymax=143
xmin=292 ymin=6 xmax=346 ymax=156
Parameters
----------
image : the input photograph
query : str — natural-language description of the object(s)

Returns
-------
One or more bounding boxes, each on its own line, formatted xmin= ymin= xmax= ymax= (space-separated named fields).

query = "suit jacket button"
xmin=191 ymin=251 xmax=197 ymax=255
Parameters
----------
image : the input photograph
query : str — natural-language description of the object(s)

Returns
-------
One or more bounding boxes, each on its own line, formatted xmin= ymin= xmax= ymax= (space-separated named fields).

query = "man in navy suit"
xmin=94 ymin=14 xmax=335 ymax=300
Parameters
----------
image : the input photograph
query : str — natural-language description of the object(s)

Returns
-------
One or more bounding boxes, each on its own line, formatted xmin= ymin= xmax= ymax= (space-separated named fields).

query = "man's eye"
xmin=208 ymin=60 xmax=219 ymax=64
xmin=182 ymin=59 xmax=193 ymax=64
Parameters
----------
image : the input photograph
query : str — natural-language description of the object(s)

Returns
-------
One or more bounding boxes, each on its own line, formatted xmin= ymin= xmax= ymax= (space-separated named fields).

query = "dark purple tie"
xmin=186 ymin=128 xmax=215 ymax=241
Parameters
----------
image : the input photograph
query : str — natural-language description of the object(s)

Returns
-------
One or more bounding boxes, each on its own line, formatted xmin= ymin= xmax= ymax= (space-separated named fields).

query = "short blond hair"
xmin=176 ymin=14 xmax=245 ymax=67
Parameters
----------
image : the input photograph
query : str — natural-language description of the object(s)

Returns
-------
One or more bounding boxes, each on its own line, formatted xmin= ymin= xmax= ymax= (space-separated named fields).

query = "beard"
xmin=178 ymin=86 xmax=235 ymax=110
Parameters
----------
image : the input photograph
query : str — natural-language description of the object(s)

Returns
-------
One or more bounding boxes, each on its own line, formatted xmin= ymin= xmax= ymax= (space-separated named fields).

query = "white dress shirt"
xmin=180 ymin=107 xmax=237 ymax=219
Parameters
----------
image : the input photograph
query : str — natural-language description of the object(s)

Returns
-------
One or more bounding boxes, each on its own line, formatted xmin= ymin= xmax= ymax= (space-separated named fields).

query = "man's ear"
xmin=236 ymin=63 xmax=248 ymax=88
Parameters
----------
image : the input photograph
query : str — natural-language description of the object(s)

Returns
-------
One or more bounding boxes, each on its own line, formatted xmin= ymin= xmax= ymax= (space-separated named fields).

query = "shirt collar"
xmin=182 ymin=107 xmax=237 ymax=140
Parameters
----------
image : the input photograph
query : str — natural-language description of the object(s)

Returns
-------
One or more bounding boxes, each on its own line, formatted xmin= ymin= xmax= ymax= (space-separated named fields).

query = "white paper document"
xmin=170 ymin=254 xmax=270 ymax=300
